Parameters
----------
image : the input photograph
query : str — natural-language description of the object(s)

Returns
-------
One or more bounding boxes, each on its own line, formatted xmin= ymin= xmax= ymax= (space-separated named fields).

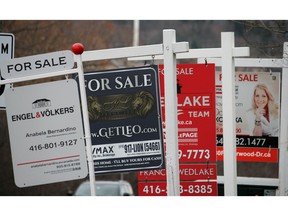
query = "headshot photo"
xmin=246 ymin=83 xmax=279 ymax=137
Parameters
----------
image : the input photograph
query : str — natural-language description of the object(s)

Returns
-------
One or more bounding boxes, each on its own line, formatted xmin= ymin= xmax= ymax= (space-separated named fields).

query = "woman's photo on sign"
xmin=246 ymin=83 xmax=279 ymax=137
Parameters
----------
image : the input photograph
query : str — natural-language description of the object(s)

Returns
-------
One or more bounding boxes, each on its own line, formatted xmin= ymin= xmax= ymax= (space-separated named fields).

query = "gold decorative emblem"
xmin=87 ymin=91 xmax=155 ymax=121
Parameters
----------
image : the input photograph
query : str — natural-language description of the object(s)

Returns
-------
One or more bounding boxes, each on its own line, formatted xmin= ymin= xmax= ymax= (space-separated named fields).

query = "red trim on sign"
xmin=17 ymin=155 xmax=80 ymax=166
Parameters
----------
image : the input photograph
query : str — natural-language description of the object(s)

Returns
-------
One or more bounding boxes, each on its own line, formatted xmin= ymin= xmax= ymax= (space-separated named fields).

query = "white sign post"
xmin=0 ymin=33 xmax=15 ymax=109
xmin=162 ymin=30 xmax=180 ymax=195
xmin=129 ymin=32 xmax=250 ymax=196
xmin=221 ymin=33 xmax=238 ymax=196
xmin=279 ymin=42 xmax=288 ymax=196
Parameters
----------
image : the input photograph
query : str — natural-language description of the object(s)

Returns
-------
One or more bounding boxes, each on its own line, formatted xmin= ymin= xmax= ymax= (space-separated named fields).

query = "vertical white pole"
xmin=279 ymin=42 xmax=288 ymax=196
xmin=133 ymin=20 xmax=140 ymax=47
xmin=130 ymin=20 xmax=140 ymax=181
xmin=221 ymin=32 xmax=237 ymax=196
xmin=75 ymin=54 xmax=97 ymax=196
xmin=163 ymin=29 xmax=180 ymax=196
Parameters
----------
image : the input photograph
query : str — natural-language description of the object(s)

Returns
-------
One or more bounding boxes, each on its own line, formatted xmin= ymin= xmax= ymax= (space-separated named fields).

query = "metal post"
xmin=279 ymin=42 xmax=288 ymax=196
xmin=74 ymin=54 xmax=97 ymax=196
xmin=221 ymin=32 xmax=237 ymax=196
xmin=133 ymin=20 xmax=140 ymax=46
xmin=163 ymin=29 xmax=180 ymax=196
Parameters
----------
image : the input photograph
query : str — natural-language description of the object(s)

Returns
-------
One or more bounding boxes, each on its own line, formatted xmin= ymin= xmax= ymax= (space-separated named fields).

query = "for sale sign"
xmin=215 ymin=71 xmax=280 ymax=162
xmin=159 ymin=64 xmax=216 ymax=163
xmin=81 ymin=66 xmax=164 ymax=174
xmin=5 ymin=79 xmax=88 ymax=187
xmin=138 ymin=64 xmax=217 ymax=196
xmin=1 ymin=50 xmax=74 ymax=79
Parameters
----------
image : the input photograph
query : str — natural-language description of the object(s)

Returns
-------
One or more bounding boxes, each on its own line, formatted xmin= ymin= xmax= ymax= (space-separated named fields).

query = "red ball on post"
xmin=71 ymin=43 xmax=84 ymax=55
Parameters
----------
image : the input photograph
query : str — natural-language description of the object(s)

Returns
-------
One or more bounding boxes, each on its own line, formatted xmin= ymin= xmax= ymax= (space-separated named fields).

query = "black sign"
xmin=0 ymin=75 xmax=5 ymax=96
xmin=80 ymin=65 xmax=165 ymax=174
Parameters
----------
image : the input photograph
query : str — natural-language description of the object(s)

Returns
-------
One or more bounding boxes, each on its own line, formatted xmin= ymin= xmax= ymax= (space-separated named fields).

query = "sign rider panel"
xmin=1 ymin=50 xmax=74 ymax=79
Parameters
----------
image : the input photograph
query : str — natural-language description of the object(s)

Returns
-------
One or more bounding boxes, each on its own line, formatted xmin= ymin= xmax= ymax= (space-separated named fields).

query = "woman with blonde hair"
xmin=247 ymin=83 xmax=279 ymax=137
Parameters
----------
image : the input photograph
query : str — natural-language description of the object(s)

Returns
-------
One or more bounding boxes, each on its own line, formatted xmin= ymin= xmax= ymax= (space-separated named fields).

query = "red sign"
xmin=138 ymin=64 xmax=217 ymax=196
xmin=159 ymin=64 xmax=216 ymax=163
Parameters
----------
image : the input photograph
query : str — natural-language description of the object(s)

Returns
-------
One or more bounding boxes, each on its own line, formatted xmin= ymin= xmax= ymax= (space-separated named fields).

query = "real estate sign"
xmin=138 ymin=64 xmax=217 ymax=196
xmin=5 ymin=79 xmax=88 ymax=187
xmin=81 ymin=66 xmax=165 ymax=174
xmin=215 ymin=71 xmax=280 ymax=162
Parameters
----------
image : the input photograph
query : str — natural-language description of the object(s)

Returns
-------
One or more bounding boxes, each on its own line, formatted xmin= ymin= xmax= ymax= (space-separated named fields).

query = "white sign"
xmin=0 ymin=33 xmax=14 ymax=61
xmin=5 ymin=79 xmax=88 ymax=187
xmin=0 ymin=33 xmax=15 ymax=109
xmin=1 ymin=50 xmax=74 ymax=79
xmin=215 ymin=70 xmax=280 ymax=162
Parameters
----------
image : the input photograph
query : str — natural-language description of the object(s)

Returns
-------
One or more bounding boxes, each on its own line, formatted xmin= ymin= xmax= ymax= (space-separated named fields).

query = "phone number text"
xmin=29 ymin=139 xmax=77 ymax=151
xmin=139 ymin=182 xmax=217 ymax=196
